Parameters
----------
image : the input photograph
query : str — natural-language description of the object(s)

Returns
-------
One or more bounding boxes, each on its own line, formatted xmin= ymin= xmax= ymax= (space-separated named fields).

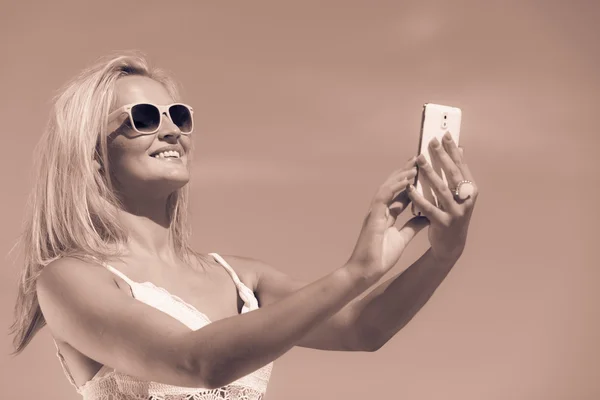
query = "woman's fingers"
xmin=375 ymin=164 xmax=417 ymax=206
xmin=380 ymin=176 xmax=414 ymax=222
xmin=366 ymin=162 xmax=417 ymax=229
xmin=443 ymin=139 xmax=478 ymax=204
xmin=389 ymin=190 xmax=410 ymax=219
xmin=406 ymin=183 xmax=448 ymax=225
xmin=384 ymin=156 xmax=418 ymax=186
xmin=441 ymin=132 xmax=474 ymax=182
xmin=416 ymin=154 xmax=457 ymax=212
xmin=429 ymin=137 xmax=463 ymax=190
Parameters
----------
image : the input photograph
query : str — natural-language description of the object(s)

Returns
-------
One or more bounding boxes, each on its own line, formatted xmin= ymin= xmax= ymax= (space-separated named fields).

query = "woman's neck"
xmin=117 ymin=194 xmax=178 ymax=262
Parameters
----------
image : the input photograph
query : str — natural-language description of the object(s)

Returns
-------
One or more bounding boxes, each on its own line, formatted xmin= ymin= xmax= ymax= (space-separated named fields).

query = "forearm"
xmin=183 ymin=263 xmax=373 ymax=388
xmin=350 ymin=247 xmax=458 ymax=351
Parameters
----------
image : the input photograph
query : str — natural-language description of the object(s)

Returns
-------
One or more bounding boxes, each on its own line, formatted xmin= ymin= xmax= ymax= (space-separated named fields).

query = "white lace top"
xmin=53 ymin=253 xmax=273 ymax=400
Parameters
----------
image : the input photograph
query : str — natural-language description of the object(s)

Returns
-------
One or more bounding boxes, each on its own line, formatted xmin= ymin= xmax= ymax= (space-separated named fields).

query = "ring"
xmin=452 ymin=180 xmax=474 ymax=201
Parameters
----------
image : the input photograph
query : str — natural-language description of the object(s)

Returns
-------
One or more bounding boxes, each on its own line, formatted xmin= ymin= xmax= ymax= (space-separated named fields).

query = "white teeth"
xmin=153 ymin=150 xmax=181 ymax=159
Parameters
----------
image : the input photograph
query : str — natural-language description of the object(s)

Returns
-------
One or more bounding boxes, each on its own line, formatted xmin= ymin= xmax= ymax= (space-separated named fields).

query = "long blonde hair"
xmin=9 ymin=52 xmax=208 ymax=354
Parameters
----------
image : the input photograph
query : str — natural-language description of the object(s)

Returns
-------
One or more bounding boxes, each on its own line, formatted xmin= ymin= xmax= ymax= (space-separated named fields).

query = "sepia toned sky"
xmin=1 ymin=1 xmax=598 ymax=399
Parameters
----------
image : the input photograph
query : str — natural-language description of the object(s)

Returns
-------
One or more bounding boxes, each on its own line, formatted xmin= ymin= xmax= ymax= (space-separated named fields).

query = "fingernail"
xmin=443 ymin=131 xmax=452 ymax=141
xmin=407 ymin=183 xmax=414 ymax=192
xmin=417 ymin=154 xmax=427 ymax=165
xmin=430 ymin=137 xmax=440 ymax=148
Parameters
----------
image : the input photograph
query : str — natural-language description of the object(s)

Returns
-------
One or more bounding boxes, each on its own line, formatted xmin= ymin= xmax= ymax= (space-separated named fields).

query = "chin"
xmin=158 ymin=175 xmax=190 ymax=192
xmin=148 ymin=158 xmax=190 ymax=185
xmin=113 ymin=158 xmax=191 ymax=197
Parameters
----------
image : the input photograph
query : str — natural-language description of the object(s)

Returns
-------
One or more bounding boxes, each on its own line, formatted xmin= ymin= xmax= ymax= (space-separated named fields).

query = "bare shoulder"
xmin=37 ymin=257 xmax=118 ymax=334
xmin=37 ymin=256 xmax=116 ymax=294
xmin=37 ymin=256 xmax=121 ymax=297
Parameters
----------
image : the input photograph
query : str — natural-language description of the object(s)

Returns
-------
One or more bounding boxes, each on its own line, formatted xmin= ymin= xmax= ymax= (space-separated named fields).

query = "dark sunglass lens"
xmin=169 ymin=105 xmax=193 ymax=133
xmin=131 ymin=104 xmax=160 ymax=133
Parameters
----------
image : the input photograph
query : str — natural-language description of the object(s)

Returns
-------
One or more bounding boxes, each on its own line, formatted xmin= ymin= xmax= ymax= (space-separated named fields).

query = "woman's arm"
xmin=348 ymin=248 xmax=458 ymax=351
xmin=227 ymin=250 xmax=455 ymax=352
xmin=38 ymin=256 xmax=369 ymax=389
xmin=239 ymin=135 xmax=478 ymax=352
xmin=38 ymin=160 xmax=421 ymax=389
xmin=225 ymin=255 xmax=364 ymax=351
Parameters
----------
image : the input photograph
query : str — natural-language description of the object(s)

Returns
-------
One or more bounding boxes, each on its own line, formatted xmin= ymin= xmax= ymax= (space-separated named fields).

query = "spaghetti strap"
xmin=99 ymin=263 xmax=137 ymax=287
xmin=209 ymin=253 xmax=244 ymax=285
xmin=209 ymin=253 xmax=259 ymax=311
xmin=52 ymin=338 xmax=79 ymax=389
xmin=84 ymin=255 xmax=137 ymax=287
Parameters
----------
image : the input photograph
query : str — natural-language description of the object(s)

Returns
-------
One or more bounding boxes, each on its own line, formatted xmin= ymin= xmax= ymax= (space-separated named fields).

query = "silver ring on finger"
xmin=451 ymin=180 xmax=474 ymax=201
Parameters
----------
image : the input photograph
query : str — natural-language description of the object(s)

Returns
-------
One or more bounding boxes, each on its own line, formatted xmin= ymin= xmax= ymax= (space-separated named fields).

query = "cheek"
xmin=181 ymin=135 xmax=192 ymax=150
xmin=107 ymin=138 xmax=153 ymax=177
xmin=181 ymin=136 xmax=194 ymax=161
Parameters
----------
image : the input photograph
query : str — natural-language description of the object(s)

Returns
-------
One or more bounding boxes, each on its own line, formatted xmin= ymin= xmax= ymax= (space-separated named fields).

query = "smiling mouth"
xmin=151 ymin=150 xmax=182 ymax=160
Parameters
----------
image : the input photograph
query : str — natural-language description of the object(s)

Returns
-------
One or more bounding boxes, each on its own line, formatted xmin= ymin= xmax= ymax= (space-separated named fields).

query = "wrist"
xmin=429 ymin=247 xmax=461 ymax=267
xmin=341 ymin=262 xmax=379 ymax=291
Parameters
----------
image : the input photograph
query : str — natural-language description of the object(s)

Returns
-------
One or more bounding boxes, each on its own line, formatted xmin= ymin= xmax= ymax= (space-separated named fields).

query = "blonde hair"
xmin=9 ymin=52 xmax=209 ymax=354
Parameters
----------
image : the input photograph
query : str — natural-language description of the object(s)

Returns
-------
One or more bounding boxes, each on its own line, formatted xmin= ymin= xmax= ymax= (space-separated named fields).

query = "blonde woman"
xmin=10 ymin=53 xmax=478 ymax=399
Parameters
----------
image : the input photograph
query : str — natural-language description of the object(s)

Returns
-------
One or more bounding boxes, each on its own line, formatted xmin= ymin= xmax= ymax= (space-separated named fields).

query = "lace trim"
xmin=79 ymin=381 xmax=265 ymax=399
xmin=75 ymin=365 xmax=272 ymax=398
xmin=137 ymin=281 xmax=213 ymax=324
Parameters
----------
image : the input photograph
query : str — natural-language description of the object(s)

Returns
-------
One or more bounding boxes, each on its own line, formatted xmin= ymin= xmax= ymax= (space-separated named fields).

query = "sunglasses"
xmin=107 ymin=103 xmax=194 ymax=135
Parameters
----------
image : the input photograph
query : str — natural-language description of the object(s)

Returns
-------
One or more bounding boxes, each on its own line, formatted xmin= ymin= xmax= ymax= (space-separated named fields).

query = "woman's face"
xmin=106 ymin=75 xmax=192 ymax=199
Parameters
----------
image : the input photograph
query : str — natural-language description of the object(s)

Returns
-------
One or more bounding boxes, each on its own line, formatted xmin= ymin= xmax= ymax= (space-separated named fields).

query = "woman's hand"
xmin=407 ymin=132 xmax=479 ymax=263
xmin=347 ymin=158 xmax=430 ymax=280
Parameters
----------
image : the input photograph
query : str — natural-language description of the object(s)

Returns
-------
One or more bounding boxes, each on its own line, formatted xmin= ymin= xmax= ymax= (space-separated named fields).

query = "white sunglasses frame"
xmin=107 ymin=102 xmax=194 ymax=135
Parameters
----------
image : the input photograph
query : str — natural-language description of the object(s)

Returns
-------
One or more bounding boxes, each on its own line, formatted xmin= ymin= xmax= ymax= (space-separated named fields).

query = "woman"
xmin=10 ymin=53 xmax=478 ymax=399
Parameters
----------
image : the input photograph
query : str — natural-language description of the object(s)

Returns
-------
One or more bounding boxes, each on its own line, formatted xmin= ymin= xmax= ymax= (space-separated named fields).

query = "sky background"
xmin=1 ymin=1 xmax=599 ymax=399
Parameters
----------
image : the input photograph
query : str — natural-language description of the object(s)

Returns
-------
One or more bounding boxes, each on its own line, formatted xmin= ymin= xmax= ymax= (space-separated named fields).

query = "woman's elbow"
xmin=173 ymin=353 xmax=220 ymax=389
xmin=179 ymin=355 xmax=240 ymax=390
xmin=353 ymin=324 xmax=385 ymax=352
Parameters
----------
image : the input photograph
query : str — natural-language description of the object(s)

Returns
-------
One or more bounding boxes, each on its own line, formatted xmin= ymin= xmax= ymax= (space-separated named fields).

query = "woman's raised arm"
xmin=37 ymin=159 xmax=422 ymax=389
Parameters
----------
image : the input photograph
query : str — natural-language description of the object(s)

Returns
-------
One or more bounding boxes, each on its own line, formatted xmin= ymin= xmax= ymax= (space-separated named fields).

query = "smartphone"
xmin=412 ymin=103 xmax=462 ymax=217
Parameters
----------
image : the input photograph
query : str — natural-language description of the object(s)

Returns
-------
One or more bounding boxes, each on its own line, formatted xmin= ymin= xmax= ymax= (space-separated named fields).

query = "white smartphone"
xmin=412 ymin=103 xmax=462 ymax=217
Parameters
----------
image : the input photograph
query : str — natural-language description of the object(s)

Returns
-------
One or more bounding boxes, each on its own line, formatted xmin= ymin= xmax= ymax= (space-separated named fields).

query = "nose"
xmin=157 ymin=111 xmax=181 ymax=140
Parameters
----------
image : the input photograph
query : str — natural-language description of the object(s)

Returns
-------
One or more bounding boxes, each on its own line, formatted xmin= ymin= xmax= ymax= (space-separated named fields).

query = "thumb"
xmin=397 ymin=216 xmax=429 ymax=244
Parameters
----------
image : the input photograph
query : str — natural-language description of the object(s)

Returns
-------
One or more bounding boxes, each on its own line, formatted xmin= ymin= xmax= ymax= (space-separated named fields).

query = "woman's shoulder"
xmin=36 ymin=255 xmax=131 ymax=345
xmin=37 ymin=255 xmax=120 ymax=300
xmin=39 ymin=256 xmax=108 ymax=283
